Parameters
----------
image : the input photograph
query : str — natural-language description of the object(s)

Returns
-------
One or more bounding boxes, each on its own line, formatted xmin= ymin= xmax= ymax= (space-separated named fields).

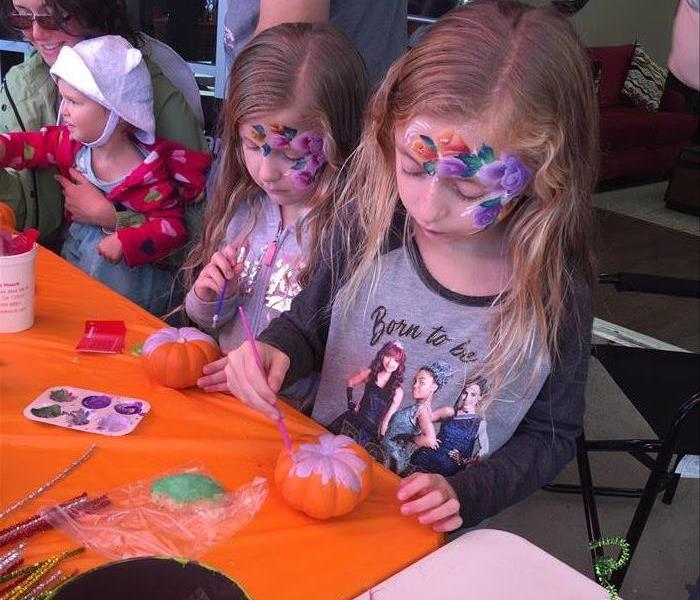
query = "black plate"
xmin=52 ymin=557 xmax=250 ymax=600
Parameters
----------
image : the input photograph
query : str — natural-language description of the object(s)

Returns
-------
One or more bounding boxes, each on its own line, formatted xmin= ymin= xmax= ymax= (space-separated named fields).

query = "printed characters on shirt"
xmin=410 ymin=377 xmax=490 ymax=477
xmin=327 ymin=316 xmax=491 ymax=478
xmin=380 ymin=361 xmax=453 ymax=475
xmin=329 ymin=341 xmax=407 ymax=456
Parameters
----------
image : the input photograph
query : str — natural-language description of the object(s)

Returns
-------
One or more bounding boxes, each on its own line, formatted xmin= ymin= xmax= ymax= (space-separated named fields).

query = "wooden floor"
xmin=594 ymin=209 xmax=700 ymax=352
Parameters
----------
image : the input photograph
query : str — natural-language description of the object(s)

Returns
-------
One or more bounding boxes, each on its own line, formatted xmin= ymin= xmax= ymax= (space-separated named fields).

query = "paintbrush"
xmin=238 ymin=306 xmax=293 ymax=453
xmin=211 ymin=245 xmax=248 ymax=329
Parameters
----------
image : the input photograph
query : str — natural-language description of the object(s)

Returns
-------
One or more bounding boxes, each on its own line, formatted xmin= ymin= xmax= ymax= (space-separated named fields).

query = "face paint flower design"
xmin=436 ymin=156 xmax=471 ymax=179
xmin=250 ymin=125 xmax=269 ymax=155
xmin=250 ymin=125 xmax=266 ymax=147
xmin=290 ymin=131 xmax=325 ymax=156
xmin=267 ymin=123 xmax=296 ymax=151
xmin=436 ymin=128 xmax=470 ymax=153
xmin=478 ymin=154 xmax=531 ymax=200
xmin=472 ymin=200 xmax=504 ymax=229
xmin=407 ymin=127 xmax=532 ymax=231
xmin=410 ymin=136 xmax=439 ymax=163
xmin=250 ymin=123 xmax=327 ymax=189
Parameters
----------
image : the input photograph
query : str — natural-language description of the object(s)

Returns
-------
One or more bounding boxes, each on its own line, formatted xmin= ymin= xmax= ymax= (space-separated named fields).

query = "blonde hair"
xmin=331 ymin=0 xmax=598 ymax=399
xmin=180 ymin=22 xmax=369 ymax=299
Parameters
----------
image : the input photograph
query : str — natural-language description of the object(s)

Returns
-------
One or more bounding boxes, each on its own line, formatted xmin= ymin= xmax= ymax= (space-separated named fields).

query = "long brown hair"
xmin=332 ymin=0 xmax=598 ymax=400
xmin=180 ymin=22 xmax=369 ymax=299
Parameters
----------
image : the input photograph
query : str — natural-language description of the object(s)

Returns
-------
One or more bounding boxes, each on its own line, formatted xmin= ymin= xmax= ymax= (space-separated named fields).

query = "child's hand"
xmin=223 ymin=342 xmax=290 ymax=421
xmin=398 ymin=472 xmax=463 ymax=532
xmin=425 ymin=438 xmax=441 ymax=451
xmin=193 ymin=243 xmax=247 ymax=302
xmin=197 ymin=357 xmax=230 ymax=393
xmin=97 ymin=234 xmax=123 ymax=264
xmin=56 ymin=168 xmax=117 ymax=228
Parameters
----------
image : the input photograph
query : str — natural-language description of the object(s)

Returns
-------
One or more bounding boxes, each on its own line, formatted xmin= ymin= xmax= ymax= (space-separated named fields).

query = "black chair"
xmin=545 ymin=272 xmax=700 ymax=590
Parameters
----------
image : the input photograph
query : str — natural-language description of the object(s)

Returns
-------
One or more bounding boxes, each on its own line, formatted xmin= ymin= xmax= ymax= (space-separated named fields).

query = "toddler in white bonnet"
xmin=0 ymin=35 xmax=210 ymax=315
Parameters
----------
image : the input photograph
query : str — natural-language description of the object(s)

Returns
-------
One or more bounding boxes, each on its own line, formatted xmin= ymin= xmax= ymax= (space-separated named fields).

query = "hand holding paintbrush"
xmin=217 ymin=311 xmax=291 ymax=420
xmin=236 ymin=307 xmax=293 ymax=452
xmin=191 ymin=242 xmax=249 ymax=327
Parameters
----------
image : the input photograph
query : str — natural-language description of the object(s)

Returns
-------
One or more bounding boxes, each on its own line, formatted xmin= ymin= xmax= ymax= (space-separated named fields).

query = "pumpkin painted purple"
xmin=275 ymin=434 xmax=373 ymax=519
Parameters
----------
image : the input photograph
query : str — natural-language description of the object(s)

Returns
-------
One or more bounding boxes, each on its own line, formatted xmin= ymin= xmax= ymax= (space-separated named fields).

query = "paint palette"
xmin=24 ymin=386 xmax=150 ymax=436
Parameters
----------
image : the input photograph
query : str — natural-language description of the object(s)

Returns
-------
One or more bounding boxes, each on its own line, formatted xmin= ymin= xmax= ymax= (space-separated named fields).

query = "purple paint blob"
xmin=82 ymin=395 xmax=112 ymax=410
xmin=115 ymin=402 xmax=143 ymax=415
xmin=97 ymin=413 xmax=131 ymax=433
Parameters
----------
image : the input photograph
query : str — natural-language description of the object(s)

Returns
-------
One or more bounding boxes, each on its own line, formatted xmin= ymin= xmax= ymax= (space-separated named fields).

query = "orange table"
xmin=0 ymin=247 xmax=439 ymax=599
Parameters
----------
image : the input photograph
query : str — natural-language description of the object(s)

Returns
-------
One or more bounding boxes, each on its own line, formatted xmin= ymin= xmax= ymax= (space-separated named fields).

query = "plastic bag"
xmin=43 ymin=467 xmax=267 ymax=560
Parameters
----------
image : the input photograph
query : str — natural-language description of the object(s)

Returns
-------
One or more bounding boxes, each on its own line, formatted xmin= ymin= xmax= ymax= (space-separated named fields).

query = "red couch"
xmin=588 ymin=44 xmax=699 ymax=183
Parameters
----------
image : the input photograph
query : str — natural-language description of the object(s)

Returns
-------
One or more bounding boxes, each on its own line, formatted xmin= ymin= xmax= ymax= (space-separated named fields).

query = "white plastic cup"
xmin=0 ymin=243 xmax=37 ymax=333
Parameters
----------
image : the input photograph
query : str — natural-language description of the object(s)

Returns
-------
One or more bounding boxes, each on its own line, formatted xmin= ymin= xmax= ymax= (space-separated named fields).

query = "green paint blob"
xmin=50 ymin=388 xmax=77 ymax=402
xmin=151 ymin=474 xmax=225 ymax=505
xmin=31 ymin=404 xmax=63 ymax=418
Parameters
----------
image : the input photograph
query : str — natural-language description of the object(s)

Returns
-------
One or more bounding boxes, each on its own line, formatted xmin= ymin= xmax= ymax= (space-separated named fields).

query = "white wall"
xmin=531 ymin=0 xmax=680 ymax=64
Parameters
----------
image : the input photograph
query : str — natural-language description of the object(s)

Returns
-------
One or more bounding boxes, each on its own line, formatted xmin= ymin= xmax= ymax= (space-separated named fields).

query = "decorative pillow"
xmin=621 ymin=42 xmax=668 ymax=111
xmin=591 ymin=59 xmax=603 ymax=96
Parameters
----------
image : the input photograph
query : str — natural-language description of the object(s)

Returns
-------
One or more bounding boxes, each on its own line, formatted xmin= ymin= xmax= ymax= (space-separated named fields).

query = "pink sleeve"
xmin=116 ymin=207 xmax=187 ymax=267
xmin=0 ymin=127 xmax=77 ymax=170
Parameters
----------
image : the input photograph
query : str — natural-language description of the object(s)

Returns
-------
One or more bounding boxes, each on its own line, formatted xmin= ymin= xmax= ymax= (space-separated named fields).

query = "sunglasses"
xmin=7 ymin=12 xmax=70 ymax=31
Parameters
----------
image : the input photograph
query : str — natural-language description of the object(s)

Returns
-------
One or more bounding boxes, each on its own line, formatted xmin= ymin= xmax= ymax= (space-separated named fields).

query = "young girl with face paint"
xmin=185 ymin=23 xmax=369 ymax=395
xmin=224 ymin=0 xmax=597 ymax=533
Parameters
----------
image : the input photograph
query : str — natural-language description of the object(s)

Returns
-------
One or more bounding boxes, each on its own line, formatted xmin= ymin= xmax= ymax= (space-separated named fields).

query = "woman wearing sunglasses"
xmin=0 ymin=0 xmax=207 ymax=253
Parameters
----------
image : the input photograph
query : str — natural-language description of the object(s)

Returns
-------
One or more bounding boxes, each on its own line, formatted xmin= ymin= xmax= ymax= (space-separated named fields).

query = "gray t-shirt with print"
xmin=312 ymin=242 xmax=551 ymax=476
xmin=223 ymin=0 xmax=407 ymax=82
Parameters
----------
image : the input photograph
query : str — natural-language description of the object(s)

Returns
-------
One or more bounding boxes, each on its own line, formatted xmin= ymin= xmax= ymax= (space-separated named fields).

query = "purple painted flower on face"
xmin=478 ymin=160 xmax=507 ymax=191
xmin=500 ymin=155 xmax=531 ymax=197
xmin=478 ymin=155 xmax=530 ymax=199
xmin=292 ymin=171 xmax=314 ymax=189
xmin=290 ymin=131 xmax=324 ymax=156
xmin=473 ymin=203 xmax=503 ymax=229
xmin=306 ymin=153 xmax=326 ymax=174
xmin=436 ymin=156 xmax=468 ymax=179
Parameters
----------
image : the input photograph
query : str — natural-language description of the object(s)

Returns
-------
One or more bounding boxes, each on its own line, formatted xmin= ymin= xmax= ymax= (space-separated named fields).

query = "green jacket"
xmin=0 ymin=51 xmax=208 ymax=250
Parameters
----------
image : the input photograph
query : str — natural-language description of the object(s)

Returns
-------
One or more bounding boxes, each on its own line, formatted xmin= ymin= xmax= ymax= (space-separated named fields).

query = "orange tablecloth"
xmin=0 ymin=247 xmax=440 ymax=599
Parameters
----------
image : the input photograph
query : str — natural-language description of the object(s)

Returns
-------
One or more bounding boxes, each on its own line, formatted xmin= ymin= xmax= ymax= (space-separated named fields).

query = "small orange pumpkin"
xmin=0 ymin=202 xmax=16 ymax=231
xmin=142 ymin=327 xmax=220 ymax=389
xmin=275 ymin=433 xmax=373 ymax=519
